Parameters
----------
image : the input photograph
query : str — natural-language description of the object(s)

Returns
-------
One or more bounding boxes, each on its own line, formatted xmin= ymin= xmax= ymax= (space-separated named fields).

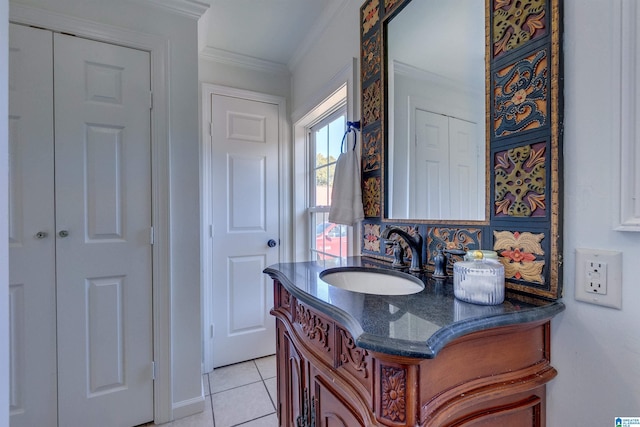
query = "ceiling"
xmin=198 ymin=0 xmax=337 ymax=71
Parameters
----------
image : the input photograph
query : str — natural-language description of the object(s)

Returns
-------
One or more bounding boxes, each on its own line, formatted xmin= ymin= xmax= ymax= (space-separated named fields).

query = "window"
xmin=292 ymin=67 xmax=359 ymax=263
xmin=308 ymin=109 xmax=351 ymax=260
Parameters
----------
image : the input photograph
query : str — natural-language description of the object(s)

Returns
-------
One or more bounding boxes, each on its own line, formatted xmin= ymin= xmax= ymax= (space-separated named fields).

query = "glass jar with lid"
xmin=453 ymin=251 xmax=505 ymax=305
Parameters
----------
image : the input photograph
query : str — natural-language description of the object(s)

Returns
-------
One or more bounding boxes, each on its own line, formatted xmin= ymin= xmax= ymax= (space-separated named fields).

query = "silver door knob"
xmin=267 ymin=239 xmax=277 ymax=248
xmin=35 ymin=231 xmax=48 ymax=239
xmin=58 ymin=230 xmax=69 ymax=238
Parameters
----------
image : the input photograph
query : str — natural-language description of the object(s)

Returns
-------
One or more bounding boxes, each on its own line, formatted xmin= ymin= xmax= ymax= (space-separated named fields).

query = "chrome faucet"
xmin=381 ymin=227 xmax=423 ymax=272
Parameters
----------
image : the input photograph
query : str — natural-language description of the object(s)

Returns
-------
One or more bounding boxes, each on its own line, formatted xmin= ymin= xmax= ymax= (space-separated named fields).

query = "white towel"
xmin=328 ymin=149 xmax=364 ymax=226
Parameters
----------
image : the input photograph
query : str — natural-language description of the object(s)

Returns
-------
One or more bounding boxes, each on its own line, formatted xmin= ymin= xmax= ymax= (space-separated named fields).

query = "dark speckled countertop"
xmin=264 ymin=257 xmax=565 ymax=359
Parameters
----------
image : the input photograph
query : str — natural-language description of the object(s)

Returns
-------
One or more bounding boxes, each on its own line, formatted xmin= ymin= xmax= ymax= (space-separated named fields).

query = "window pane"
xmin=326 ymin=163 xmax=335 ymax=206
xmin=328 ymin=115 xmax=345 ymax=155
xmin=311 ymin=216 xmax=347 ymax=260
xmin=315 ymin=165 xmax=330 ymax=206
xmin=314 ymin=126 xmax=328 ymax=168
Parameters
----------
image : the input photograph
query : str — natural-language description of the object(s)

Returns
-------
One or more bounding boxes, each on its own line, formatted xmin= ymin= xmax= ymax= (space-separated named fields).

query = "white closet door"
xmin=414 ymin=109 xmax=450 ymax=218
xmin=412 ymin=109 xmax=479 ymax=220
xmin=8 ymin=23 xmax=57 ymax=427
xmin=53 ymin=33 xmax=153 ymax=427
xmin=449 ymin=117 xmax=479 ymax=220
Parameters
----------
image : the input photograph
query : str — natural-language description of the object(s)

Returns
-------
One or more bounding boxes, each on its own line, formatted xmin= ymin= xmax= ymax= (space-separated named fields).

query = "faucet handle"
xmin=385 ymin=240 xmax=405 ymax=268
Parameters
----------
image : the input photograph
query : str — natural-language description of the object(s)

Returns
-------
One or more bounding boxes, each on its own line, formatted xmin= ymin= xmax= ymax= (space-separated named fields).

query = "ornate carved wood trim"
xmin=295 ymin=303 xmax=331 ymax=352
xmin=379 ymin=365 xmax=407 ymax=423
xmin=338 ymin=328 xmax=369 ymax=378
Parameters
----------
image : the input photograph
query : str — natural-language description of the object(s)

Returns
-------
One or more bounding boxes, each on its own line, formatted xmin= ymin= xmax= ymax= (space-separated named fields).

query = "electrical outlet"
xmin=585 ymin=260 xmax=607 ymax=294
xmin=575 ymin=248 xmax=622 ymax=309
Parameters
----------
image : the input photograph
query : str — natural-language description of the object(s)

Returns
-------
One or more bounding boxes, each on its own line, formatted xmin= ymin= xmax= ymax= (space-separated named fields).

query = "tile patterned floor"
xmin=152 ymin=355 xmax=278 ymax=427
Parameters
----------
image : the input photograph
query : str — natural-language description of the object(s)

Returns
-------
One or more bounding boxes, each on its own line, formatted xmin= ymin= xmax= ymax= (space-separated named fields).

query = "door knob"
xmin=267 ymin=239 xmax=277 ymax=248
xmin=35 ymin=231 xmax=48 ymax=239
xmin=58 ymin=230 xmax=69 ymax=238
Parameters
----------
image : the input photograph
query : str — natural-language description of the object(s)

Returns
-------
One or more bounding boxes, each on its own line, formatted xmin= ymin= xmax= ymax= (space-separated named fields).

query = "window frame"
xmin=307 ymin=106 xmax=352 ymax=261
xmin=291 ymin=61 xmax=360 ymax=262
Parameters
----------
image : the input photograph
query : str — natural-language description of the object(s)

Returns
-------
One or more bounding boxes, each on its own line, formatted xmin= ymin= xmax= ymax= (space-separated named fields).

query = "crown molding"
xmin=199 ymin=45 xmax=289 ymax=75
xmin=133 ymin=0 xmax=209 ymax=19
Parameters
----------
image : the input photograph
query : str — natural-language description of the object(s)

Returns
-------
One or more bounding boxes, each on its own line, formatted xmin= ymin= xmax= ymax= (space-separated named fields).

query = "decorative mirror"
xmin=359 ymin=0 xmax=564 ymax=300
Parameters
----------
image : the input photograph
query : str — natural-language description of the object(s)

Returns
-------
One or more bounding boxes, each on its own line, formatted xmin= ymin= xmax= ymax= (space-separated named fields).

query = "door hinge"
xmin=149 ymin=226 xmax=155 ymax=245
xmin=209 ymin=224 xmax=214 ymax=238
xmin=210 ymin=324 xmax=214 ymax=339
xmin=208 ymin=122 xmax=213 ymax=136
xmin=149 ymin=91 xmax=153 ymax=110
xmin=152 ymin=361 xmax=156 ymax=380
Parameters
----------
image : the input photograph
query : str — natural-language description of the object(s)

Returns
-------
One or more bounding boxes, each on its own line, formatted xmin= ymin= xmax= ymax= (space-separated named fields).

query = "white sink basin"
xmin=319 ymin=267 xmax=424 ymax=295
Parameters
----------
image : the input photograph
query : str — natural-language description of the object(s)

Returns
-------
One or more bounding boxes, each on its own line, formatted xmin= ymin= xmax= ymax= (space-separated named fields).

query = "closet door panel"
xmin=53 ymin=33 xmax=153 ymax=427
xmin=8 ymin=23 xmax=57 ymax=427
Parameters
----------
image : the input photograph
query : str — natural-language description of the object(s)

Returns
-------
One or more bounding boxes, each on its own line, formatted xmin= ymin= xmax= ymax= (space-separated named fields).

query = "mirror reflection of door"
xmin=412 ymin=110 xmax=480 ymax=220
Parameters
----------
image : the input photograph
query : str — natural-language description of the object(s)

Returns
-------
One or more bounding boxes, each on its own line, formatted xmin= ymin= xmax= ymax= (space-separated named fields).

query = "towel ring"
xmin=340 ymin=121 xmax=360 ymax=153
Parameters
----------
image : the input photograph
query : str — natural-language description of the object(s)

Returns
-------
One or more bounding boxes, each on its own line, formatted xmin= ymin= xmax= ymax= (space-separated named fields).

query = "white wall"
xmin=548 ymin=0 xmax=640 ymax=424
xmin=291 ymin=0 xmax=640 ymax=425
xmin=289 ymin=0 xmax=361 ymax=116
xmin=1 ymin=0 xmax=11 ymax=426
xmin=8 ymin=0 xmax=203 ymax=420
xmin=198 ymin=59 xmax=290 ymax=102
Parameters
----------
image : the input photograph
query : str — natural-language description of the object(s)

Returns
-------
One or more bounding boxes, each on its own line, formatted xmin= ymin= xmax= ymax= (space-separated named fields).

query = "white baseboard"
xmin=172 ymin=394 xmax=205 ymax=420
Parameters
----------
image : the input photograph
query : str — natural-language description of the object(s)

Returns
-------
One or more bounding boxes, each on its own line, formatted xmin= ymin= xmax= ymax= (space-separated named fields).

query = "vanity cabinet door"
xmin=276 ymin=320 xmax=307 ymax=427
xmin=310 ymin=365 xmax=366 ymax=427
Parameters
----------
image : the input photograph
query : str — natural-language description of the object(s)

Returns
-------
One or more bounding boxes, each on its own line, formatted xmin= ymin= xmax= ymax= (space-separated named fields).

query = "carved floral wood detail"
xmin=338 ymin=329 xmax=369 ymax=378
xmin=380 ymin=366 xmax=407 ymax=423
xmin=384 ymin=0 xmax=402 ymax=14
xmin=361 ymin=0 xmax=380 ymax=35
xmin=427 ymin=227 xmax=483 ymax=269
xmin=295 ymin=303 xmax=330 ymax=351
xmin=494 ymin=48 xmax=549 ymax=138
xmin=494 ymin=142 xmax=547 ymax=217
xmin=363 ymin=176 xmax=381 ymax=217
xmin=363 ymin=223 xmax=381 ymax=252
xmin=281 ymin=287 xmax=291 ymax=310
xmin=362 ymin=79 xmax=381 ymax=129
xmin=493 ymin=0 xmax=547 ymax=57
xmin=362 ymin=126 xmax=382 ymax=173
xmin=494 ymin=230 xmax=545 ymax=284
xmin=361 ymin=31 xmax=381 ymax=82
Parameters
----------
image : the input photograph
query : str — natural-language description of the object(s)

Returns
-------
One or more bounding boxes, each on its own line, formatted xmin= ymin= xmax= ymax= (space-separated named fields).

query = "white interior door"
xmin=412 ymin=109 xmax=479 ymax=220
xmin=53 ymin=33 xmax=153 ymax=427
xmin=448 ymin=117 xmax=479 ymax=219
xmin=413 ymin=109 xmax=450 ymax=218
xmin=210 ymin=93 xmax=280 ymax=368
xmin=8 ymin=23 xmax=57 ymax=427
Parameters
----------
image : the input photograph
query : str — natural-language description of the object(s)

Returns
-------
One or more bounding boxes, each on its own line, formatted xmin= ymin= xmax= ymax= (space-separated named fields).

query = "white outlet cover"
xmin=575 ymin=248 xmax=622 ymax=309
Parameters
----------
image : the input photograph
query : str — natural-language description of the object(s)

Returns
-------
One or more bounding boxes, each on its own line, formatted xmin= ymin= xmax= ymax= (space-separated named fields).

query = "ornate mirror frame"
xmin=359 ymin=0 xmax=564 ymax=299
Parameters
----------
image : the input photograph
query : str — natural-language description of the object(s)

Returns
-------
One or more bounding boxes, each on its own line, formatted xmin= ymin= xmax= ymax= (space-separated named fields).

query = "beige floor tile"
xmin=263 ymin=377 xmax=277 ymax=409
xmin=254 ymin=355 xmax=276 ymax=380
xmin=212 ymin=382 xmax=275 ymax=427
xmin=210 ymin=360 xmax=261 ymax=393
xmin=238 ymin=413 xmax=278 ymax=427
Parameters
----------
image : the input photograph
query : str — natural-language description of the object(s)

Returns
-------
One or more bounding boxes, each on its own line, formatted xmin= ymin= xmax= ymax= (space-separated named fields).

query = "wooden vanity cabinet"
xmin=271 ymin=280 xmax=557 ymax=427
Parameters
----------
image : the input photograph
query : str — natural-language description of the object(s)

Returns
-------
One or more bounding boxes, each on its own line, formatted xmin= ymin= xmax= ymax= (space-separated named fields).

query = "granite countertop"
xmin=264 ymin=257 xmax=565 ymax=359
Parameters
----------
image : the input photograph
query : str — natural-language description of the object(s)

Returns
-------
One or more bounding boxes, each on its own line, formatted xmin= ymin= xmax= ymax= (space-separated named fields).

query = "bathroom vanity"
xmin=265 ymin=258 xmax=564 ymax=427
